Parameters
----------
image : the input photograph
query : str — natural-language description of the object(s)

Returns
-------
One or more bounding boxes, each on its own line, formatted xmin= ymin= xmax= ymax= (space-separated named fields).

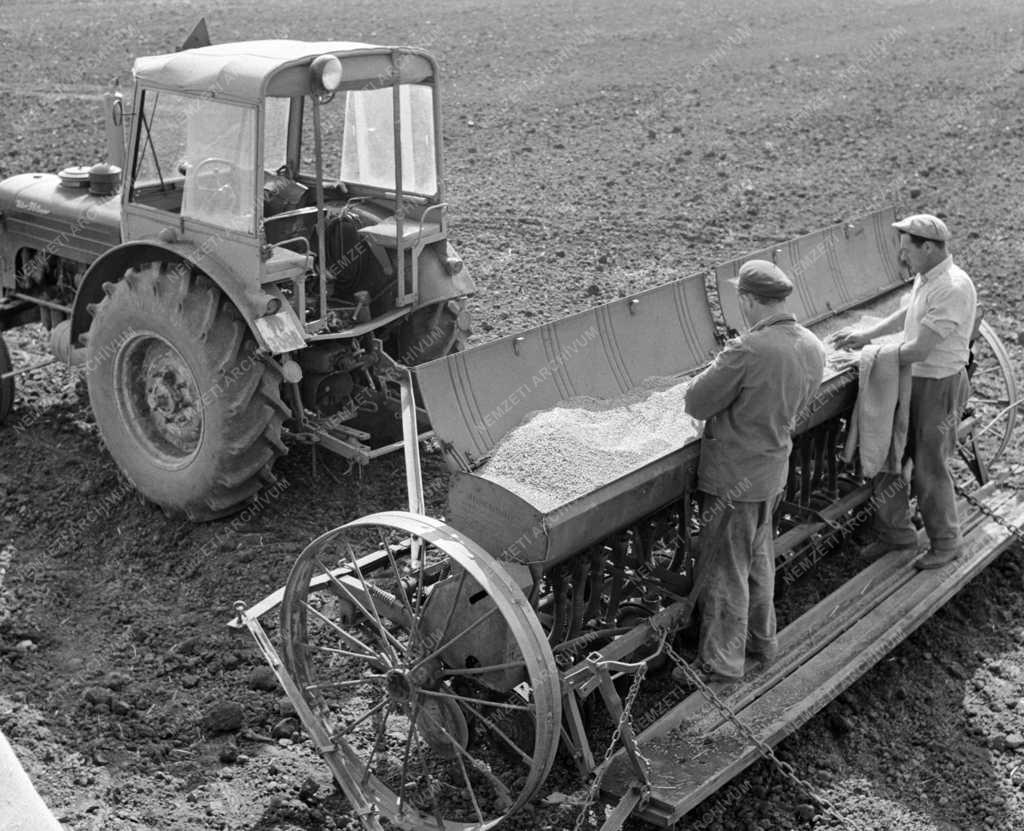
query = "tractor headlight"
xmin=311 ymin=54 xmax=343 ymax=93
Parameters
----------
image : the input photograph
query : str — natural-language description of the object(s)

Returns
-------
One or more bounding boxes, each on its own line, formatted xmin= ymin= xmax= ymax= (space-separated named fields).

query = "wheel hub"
xmin=383 ymin=664 xmax=467 ymax=758
xmin=384 ymin=668 xmax=414 ymax=703
xmin=144 ymin=348 xmax=201 ymax=447
xmin=117 ymin=334 xmax=203 ymax=464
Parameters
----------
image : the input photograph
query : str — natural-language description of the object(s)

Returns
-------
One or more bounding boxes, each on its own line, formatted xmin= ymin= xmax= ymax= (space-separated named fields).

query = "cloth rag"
xmin=842 ymin=343 xmax=911 ymax=477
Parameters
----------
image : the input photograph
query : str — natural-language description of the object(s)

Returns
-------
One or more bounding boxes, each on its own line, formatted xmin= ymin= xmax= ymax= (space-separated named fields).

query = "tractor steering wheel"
xmin=192 ymin=157 xmax=240 ymax=215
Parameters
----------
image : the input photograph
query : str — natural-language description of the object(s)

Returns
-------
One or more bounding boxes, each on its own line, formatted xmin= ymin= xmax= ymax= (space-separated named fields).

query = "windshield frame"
xmin=263 ymin=78 xmax=444 ymax=204
xmin=339 ymin=82 xmax=440 ymax=199
xmin=127 ymin=86 xmax=261 ymax=237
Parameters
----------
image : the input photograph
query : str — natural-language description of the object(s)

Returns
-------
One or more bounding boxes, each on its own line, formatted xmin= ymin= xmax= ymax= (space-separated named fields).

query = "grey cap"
xmin=736 ymin=259 xmax=794 ymax=299
xmin=892 ymin=213 xmax=951 ymax=242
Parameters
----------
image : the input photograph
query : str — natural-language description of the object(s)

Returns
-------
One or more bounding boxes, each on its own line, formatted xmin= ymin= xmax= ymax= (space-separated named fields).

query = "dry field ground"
xmin=2 ymin=1 xmax=1024 ymax=829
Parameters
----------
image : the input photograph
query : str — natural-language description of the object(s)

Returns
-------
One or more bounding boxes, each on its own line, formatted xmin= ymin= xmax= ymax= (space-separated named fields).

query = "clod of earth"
xmin=200 ymin=701 xmax=245 ymax=734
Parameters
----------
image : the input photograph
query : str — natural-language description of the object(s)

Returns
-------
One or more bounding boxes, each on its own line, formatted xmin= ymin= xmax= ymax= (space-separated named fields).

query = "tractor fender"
xmin=414 ymin=241 xmax=475 ymax=306
xmin=70 ymin=241 xmax=283 ymax=349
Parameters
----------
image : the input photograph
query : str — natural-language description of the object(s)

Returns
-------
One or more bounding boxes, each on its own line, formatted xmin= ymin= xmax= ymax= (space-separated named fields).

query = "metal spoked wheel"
xmin=963 ymin=320 xmax=1019 ymax=480
xmin=280 ymin=511 xmax=561 ymax=830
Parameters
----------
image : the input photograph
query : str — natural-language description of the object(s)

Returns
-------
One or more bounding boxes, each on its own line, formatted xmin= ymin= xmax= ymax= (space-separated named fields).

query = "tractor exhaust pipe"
xmin=102 ymin=89 xmax=126 ymax=170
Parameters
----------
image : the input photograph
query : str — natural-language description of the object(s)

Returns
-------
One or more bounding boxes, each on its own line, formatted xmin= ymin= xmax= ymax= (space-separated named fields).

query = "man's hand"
xmin=830 ymin=327 xmax=872 ymax=351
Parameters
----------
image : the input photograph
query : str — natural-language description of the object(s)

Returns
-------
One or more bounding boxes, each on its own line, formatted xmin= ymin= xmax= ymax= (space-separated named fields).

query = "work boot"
xmin=745 ymin=648 xmax=778 ymax=674
xmin=850 ymin=523 xmax=877 ymax=547
xmin=914 ymin=548 xmax=961 ymax=570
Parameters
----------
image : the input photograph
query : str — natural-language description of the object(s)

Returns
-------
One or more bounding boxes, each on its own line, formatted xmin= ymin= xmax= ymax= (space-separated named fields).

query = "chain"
xmin=656 ymin=630 xmax=854 ymax=829
xmin=571 ymin=660 xmax=649 ymax=831
xmin=955 ymin=482 xmax=1024 ymax=545
xmin=554 ymin=476 xmax=1024 ymax=831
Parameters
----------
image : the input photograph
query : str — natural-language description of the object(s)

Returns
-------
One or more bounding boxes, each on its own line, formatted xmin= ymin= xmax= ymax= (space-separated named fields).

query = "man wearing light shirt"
xmin=833 ymin=213 xmax=977 ymax=569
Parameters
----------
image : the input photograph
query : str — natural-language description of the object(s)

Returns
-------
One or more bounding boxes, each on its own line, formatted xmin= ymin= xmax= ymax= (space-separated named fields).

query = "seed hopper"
xmin=233 ymin=206 xmax=1024 ymax=830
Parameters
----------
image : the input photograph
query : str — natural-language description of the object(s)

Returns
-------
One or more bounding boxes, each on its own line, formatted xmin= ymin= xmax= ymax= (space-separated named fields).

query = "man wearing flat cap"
xmin=682 ymin=260 xmax=826 ymax=682
xmin=834 ymin=213 xmax=977 ymax=569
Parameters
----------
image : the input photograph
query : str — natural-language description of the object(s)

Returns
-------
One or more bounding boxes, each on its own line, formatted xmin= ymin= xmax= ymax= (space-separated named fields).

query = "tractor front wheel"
xmin=85 ymin=261 xmax=289 ymax=520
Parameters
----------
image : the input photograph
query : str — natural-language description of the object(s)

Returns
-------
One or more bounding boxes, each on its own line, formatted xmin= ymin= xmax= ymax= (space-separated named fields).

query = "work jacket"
xmin=684 ymin=312 xmax=826 ymax=502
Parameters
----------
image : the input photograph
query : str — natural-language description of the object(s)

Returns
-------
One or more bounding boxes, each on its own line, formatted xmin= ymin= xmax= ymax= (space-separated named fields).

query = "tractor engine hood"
xmin=0 ymin=173 xmax=122 ymax=266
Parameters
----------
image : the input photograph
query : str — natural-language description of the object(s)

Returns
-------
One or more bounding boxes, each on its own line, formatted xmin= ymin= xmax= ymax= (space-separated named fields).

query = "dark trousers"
xmin=697 ymin=493 xmax=778 ymax=678
xmin=871 ymin=369 xmax=970 ymax=553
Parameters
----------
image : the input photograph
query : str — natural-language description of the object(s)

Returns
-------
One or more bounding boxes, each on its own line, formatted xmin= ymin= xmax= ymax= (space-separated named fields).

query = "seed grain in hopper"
xmin=479 ymin=376 xmax=702 ymax=511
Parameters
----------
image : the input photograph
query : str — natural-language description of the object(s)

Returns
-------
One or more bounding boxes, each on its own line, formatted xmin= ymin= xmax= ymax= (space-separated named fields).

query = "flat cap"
xmin=892 ymin=213 xmax=950 ymax=242
xmin=735 ymin=259 xmax=794 ymax=299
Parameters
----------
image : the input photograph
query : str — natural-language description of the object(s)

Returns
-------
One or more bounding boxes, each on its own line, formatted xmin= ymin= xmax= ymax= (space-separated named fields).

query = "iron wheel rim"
xmin=115 ymin=331 xmax=204 ymax=468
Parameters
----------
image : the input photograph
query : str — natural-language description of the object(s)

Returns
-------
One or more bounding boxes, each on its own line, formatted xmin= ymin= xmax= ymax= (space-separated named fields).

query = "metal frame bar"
xmin=392 ymin=55 xmax=405 ymax=307
xmin=233 ymin=608 xmax=386 ymax=831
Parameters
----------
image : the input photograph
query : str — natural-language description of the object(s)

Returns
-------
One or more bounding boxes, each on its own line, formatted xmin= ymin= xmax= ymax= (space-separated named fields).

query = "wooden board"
xmin=601 ymin=485 xmax=1024 ymax=826
xmin=614 ymin=485 xmax=1009 ymax=750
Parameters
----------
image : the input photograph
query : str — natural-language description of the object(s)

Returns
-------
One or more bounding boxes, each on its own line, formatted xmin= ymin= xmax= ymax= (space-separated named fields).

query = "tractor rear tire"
xmin=0 ymin=335 xmax=13 ymax=423
xmin=85 ymin=261 xmax=289 ymax=521
xmin=395 ymin=299 xmax=469 ymax=366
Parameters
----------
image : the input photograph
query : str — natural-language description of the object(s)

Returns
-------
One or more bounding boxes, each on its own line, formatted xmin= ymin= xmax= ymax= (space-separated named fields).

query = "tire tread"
xmin=86 ymin=261 xmax=288 ymax=521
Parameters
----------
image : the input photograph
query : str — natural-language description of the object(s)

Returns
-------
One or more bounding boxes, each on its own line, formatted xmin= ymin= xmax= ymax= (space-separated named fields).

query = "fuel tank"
xmin=0 ymin=172 xmax=122 ymax=282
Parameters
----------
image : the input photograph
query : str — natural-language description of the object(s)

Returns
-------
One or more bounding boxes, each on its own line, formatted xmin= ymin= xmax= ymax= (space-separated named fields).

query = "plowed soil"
xmin=3 ymin=1 xmax=1024 ymax=830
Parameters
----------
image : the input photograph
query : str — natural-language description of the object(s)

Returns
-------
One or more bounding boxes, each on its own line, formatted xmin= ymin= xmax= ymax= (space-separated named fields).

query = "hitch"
xmin=585 ymin=652 xmax=653 ymax=788
xmin=226 ymin=595 xmax=386 ymax=830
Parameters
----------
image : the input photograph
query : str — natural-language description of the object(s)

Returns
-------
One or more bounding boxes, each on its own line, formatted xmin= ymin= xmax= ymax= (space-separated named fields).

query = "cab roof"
xmin=132 ymin=40 xmax=436 ymax=102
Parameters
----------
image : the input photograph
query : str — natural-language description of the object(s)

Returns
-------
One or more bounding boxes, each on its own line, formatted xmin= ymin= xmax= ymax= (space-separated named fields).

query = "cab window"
xmin=130 ymin=90 xmax=258 ymax=235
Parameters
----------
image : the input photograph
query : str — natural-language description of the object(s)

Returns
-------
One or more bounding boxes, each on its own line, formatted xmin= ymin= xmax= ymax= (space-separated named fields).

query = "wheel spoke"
xmin=378 ymin=528 xmax=422 ymax=645
xmin=309 ymin=643 xmax=383 ymax=662
xmin=454 ymin=698 xmax=533 ymax=766
xmin=316 ymin=556 xmax=404 ymax=661
xmin=420 ymin=687 xmax=534 ymax=712
xmin=418 ymin=705 xmax=510 ymax=816
xmin=335 ymin=697 xmax=388 ymax=738
xmin=361 ymin=702 xmax=393 ymax=786
xmin=410 ymin=603 xmax=500 ymax=672
xmin=341 ymin=543 xmax=408 ymax=661
xmin=398 ymin=700 xmax=419 ymax=815
xmin=439 ymin=660 xmax=527 ymax=678
xmin=410 ymin=722 xmax=446 ymax=827
xmin=304 ymin=674 xmax=385 ymax=691
xmin=454 ymin=746 xmax=485 ymax=825
xmin=449 ymin=737 xmax=485 ymax=825
xmin=301 ymin=599 xmax=379 ymax=660
xmin=415 ymin=534 xmax=427 ymax=627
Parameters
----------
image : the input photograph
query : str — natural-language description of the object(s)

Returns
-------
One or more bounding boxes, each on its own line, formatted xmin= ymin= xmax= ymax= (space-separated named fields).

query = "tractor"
xmin=0 ymin=26 xmax=472 ymax=519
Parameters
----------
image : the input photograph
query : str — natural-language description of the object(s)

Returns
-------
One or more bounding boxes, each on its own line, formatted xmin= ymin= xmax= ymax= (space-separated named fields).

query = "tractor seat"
xmin=358 ymin=216 xmax=445 ymax=248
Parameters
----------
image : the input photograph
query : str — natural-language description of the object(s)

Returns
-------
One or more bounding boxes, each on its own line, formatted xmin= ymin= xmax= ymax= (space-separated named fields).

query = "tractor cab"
xmin=0 ymin=34 xmax=473 ymax=519
xmin=125 ymin=42 xmax=469 ymax=348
